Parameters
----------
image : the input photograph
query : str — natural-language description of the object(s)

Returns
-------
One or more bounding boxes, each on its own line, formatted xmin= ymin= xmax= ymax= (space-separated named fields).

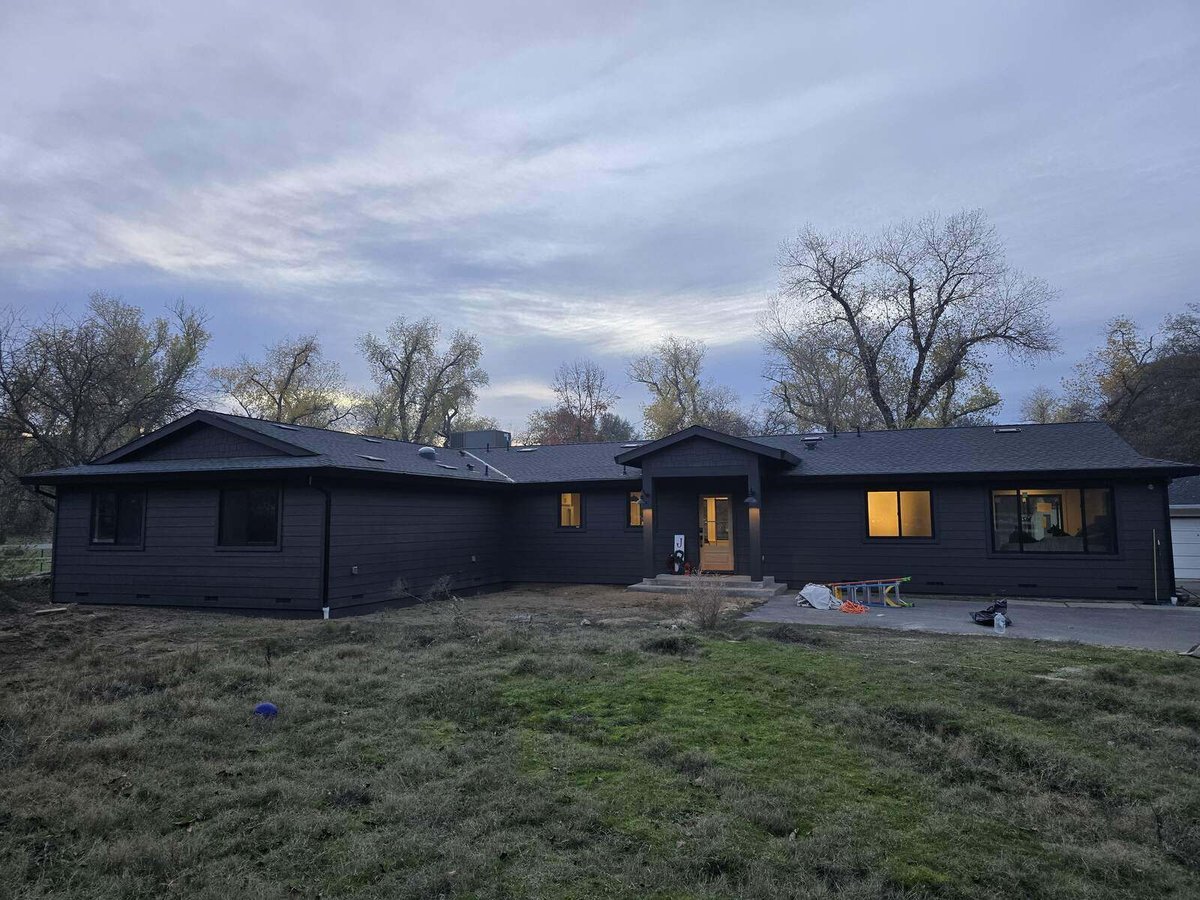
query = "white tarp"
xmin=797 ymin=583 xmax=835 ymax=610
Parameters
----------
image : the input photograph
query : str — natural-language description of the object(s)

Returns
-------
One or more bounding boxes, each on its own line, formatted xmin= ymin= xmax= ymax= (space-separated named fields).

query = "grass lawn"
xmin=2 ymin=581 xmax=1199 ymax=899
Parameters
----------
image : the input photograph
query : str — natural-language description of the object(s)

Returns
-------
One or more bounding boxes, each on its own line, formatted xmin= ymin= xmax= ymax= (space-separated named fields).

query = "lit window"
xmin=91 ymin=489 xmax=145 ymax=546
xmin=628 ymin=492 xmax=643 ymax=527
xmin=560 ymin=492 xmax=582 ymax=528
xmin=866 ymin=490 xmax=932 ymax=538
xmin=219 ymin=486 xmax=280 ymax=547
xmin=991 ymin=487 xmax=1114 ymax=553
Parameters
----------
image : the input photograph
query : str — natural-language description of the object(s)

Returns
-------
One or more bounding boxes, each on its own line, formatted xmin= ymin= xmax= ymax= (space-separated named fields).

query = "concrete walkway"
xmin=742 ymin=594 xmax=1200 ymax=652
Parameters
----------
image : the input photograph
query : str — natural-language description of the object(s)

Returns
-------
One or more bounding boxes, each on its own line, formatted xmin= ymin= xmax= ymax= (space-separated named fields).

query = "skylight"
xmin=272 ymin=423 xmax=300 ymax=431
xmin=362 ymin=437 xmax=383 ymax=443
xmin=437 ymin=463 xmax=458 ymax=470
xmin=516 ymin=447 xmax=538 ymax=452
xmin=358 ymin=455 xmax=385 ymax=462
xmin=993 ymin=427 xmax=1022 ymax=434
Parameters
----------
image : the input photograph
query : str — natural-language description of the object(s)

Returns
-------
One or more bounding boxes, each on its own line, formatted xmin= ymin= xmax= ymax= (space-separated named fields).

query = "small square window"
xmin=219 ymin=486 xmax=281 ymax=547
xmin=91 ymin=489 xmax=145 ymax=546
xmin=559 ymin=492 xmax=582 ymax=528
xmin=628 ymin=492 xmax=643 ymax=527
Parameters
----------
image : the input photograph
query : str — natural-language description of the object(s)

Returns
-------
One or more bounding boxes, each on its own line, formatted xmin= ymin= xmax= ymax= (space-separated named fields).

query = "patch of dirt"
xmin=456 ymin=583 xmax=690 ymax=624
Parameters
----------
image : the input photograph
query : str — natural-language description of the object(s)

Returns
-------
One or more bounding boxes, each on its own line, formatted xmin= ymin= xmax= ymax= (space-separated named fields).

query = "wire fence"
xmin=0 ymin=543 xmax=52 ymax=579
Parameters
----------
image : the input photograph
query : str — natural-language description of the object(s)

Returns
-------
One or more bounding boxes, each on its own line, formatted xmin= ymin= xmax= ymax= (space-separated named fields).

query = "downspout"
xmin=308 ymin=476 xmax=332 ymax=619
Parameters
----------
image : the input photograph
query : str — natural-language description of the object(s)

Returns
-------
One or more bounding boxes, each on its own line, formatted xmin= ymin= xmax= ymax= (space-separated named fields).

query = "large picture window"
xmin=91 ymin=489 xmax=145 ymax=546
xmin=628 ymin=491 xmax=643 ymax=527
xmin=866 ymin=490 xmax=933 ymax=538
xmin=559 ymin=492 xmax=582 ymax=528
xmin=991 ymin=487 xmax=1115 ymax=554
xmin=219 ymin=486 xmax=281 ymax=547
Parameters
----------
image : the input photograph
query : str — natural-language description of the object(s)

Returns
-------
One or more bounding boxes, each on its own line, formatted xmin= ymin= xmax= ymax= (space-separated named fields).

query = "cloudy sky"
xmin=2 ymin=1 xmax=1197 ymax=432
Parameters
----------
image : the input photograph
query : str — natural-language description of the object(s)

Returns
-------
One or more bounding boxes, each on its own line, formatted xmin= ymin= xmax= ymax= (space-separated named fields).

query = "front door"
xmin=698 ymin=495 xmax=734 ymax=572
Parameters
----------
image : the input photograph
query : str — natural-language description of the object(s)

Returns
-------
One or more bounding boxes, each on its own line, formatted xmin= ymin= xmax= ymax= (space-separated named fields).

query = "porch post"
xmin=748 ymin=463 xmax=763 ymax=582
xmin=641 ymin=473 xmax=656 ymax=580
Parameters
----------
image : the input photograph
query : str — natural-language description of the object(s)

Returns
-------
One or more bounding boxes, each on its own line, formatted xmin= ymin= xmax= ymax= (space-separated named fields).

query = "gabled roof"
xmin=94 ymin=410 xmax=317 ymax=462
xmin=613 ymin=425 xmax=802 ymax=468
xmin=21 ymin=412 xmax=1200 ymax=487
xmin=22 ymin=410 xmax=515 ymax=485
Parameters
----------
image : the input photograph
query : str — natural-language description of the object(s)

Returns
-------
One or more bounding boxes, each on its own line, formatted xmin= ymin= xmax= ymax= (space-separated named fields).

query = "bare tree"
xmin=1021 ymin=385 xmax=1071 ymax=424
xmin=0 ymin=294 xmax=210 ymax=519
xmin=628 ymin=336 xmax=753 ymax=438
xmin=522 ymin=359 xmax=634 ymax=444
xmin=211 ymin=334 xmax=352 ymax=427
xmin=356 ymin=317 xmax=488 ymax=444
xmin=766 ymin=210 xmax=1057 ymax=430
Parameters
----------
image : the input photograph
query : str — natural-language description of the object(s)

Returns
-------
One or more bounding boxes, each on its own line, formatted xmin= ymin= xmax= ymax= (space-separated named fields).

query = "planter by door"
xmin=699 ymin=495 xmax=734 ymax=572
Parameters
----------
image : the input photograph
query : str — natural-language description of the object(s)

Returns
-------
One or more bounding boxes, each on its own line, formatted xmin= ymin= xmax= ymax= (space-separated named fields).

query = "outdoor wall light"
xmin=743 ymin=492 xmax=760 ymax=508
xmin=637 ymin=492 xmax=652 ymax=509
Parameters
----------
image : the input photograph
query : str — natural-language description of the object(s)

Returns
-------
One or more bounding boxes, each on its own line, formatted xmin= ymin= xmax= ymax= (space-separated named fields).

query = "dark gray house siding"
xmin=26 ymin=411 xmax=1197 ymax=614
xmin=505 ymin=484 xmax=643 ymax=584
xmin=124 ymin=425 xmax=287 ymax=461
xmin=51 ymin=482 xmax=324 ymax=611
xmin=760 ymin=478 xmax=1171 ymax=601
xmin=327 ymin=483 xmax=506 ymax=610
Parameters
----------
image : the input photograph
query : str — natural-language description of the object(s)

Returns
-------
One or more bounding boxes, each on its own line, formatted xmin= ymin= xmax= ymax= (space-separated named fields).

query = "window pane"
xmin=866 ymin=491 xmax=899 ymax=537
xmin=899 ymin=491 xmax=932 ymax=537
xmin=220 ymin=487 xmax=280 ymax=546
xmin=245 ymin=488 xmax=279 ymax=544
xmin=628 ymin=492 xmax=643 ymax=527
xmin=92 ymin=490 xmax=118 ymax=543
xmin=1082 ymin=488 xmax=1115 ymax=553
xmin=219 ymin=490 xmax=248 ymax=545
xmin=560 ymin=493 xmax=581 ymax=528
xmin=1020 ymin=489 xmax=1085 ymax=552
xmin=116 ymin=491 xmax=144 ymax=545
xmin=991 ymin=490 xmax=1021 ymax=551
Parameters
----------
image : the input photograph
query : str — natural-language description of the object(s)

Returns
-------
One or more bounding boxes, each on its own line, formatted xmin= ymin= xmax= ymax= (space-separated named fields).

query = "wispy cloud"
xmin=0 ymin=0 xmax=1197 ymax=421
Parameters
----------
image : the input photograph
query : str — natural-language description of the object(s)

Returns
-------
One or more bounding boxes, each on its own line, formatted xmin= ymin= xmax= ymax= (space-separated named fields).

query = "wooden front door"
xmin=698 ymin=495 xmax=734 ymax=572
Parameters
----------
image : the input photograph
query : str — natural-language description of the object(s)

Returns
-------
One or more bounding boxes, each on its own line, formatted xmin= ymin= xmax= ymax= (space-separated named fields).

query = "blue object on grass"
xmin=254 ymin=702 xmax=279 ymax=718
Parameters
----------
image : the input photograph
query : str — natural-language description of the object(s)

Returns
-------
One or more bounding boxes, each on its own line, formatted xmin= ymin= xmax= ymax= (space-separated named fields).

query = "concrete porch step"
xmin=628 ymin=574 xmax=790 ymax=598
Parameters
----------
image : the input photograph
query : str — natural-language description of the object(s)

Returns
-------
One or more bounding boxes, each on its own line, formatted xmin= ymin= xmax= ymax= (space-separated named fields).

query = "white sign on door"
xmin=673 ymin=534 xmax=685 ymax=553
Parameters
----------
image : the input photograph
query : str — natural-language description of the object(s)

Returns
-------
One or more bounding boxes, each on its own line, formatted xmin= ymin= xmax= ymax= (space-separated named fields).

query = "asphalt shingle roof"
xmin=23 ymin=411 xmax=1199 ymax=486
xmin=1170 ymin=475 xmax=1200 ymax=505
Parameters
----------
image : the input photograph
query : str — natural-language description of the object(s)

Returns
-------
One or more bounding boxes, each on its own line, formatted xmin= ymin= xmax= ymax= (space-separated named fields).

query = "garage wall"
xmin=1171 ymin=515 xmax=1200 ymax=580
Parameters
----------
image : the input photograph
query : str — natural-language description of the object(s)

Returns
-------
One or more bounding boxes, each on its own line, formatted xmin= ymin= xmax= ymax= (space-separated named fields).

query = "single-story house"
xmin=1169 ymin=475 xmax=1200 ymax=583
xmin=21 ymin=410 xmax=1200 ymax=616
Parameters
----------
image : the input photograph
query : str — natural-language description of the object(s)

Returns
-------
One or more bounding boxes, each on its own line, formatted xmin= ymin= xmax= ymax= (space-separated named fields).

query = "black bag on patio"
xmin=971 ymin=599 xmax=1012 ymax=626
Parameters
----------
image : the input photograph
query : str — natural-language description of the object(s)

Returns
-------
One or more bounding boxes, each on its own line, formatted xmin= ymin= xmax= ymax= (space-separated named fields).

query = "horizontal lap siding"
xmin=505 ymin=486 xmax=642 ymax=584
xmin=127 ymin=424 xmax=286 ymax=460
xmin=53 ymin=484 xmax=323 ymax=610
xmin=327 ymin=486 xmax=506 ymax=608
xmin=762 ymin=479 xmax=1171 ymax=600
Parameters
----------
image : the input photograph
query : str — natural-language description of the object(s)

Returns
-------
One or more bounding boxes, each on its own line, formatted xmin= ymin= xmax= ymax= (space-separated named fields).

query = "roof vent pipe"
xmin=418 ymin=446 xmax=437 ymax=460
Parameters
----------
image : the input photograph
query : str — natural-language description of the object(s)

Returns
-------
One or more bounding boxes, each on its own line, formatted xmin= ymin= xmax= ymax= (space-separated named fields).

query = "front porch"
xmin=614 ymin=426 xmax=802 ymax=584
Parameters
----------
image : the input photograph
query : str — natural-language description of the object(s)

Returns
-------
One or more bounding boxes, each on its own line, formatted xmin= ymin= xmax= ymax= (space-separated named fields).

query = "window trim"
xmin=88 ymin=487 xmax=146 ymax=550
xmin=216 ymin=484 xmax=284 ymax=552
xmin=557 ymin=491 xmax=584 ymax=530
xmin=864 ymin=488 xmax=935 ymax=540
xmin=988 ymin=483 xmax=1118 ymax=556
xmin=626 ymin=490 xmax=644 ymax=529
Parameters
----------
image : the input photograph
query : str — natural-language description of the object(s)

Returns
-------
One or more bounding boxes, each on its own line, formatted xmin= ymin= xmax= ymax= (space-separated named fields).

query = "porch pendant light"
xmin=744 ymin=491 xmax=760 ymax=509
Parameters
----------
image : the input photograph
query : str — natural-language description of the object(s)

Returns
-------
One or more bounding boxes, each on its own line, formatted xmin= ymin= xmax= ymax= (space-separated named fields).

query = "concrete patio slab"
xmin=742 ymin=594 xmax=1200 ymax=652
